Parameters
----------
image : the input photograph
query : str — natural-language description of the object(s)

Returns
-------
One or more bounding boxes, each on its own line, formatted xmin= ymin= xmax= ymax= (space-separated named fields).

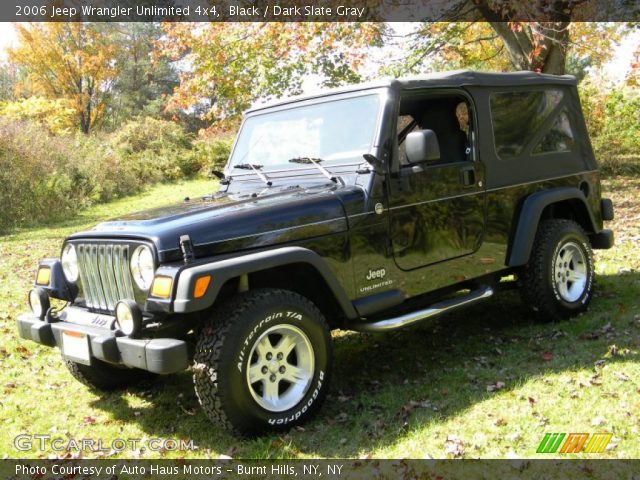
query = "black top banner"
xmin=4 ymin=0 xmax=640 ymax=22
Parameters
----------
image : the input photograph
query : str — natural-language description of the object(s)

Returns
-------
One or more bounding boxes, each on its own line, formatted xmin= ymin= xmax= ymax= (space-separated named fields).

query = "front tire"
xmin=64 ymin=358 xmax=156 ymax=391
xmin=521 ymin=219 xmax=594 ymax=321
xmin=193 ymin=289 xmax=332 ymax=436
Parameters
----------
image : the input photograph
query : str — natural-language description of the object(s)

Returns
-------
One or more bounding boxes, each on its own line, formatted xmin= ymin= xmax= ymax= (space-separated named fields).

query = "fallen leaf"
xmin=337 ymin=393 xmax=352 ymax=403
xmin=494 ymin=417 xmax=507 ymax=427
xmin=487 ymin=381 xmax=506 ymax=392
xmin=177 ymin=401 xmax=196 ymax=416
xmin=444 ymin=435 xmax=465 ymax=457
xmin=335 ymin=412 xmax=349 ymax=423
xmin=528 ymin=397 xmax=536 ymax=406
xmin=614 ymin=371 xmax=631 ymax=382
xmin=15 ymin=345 xmax=32 ymax=358
xmin=82 ymin=416 xmax=96 ymax=425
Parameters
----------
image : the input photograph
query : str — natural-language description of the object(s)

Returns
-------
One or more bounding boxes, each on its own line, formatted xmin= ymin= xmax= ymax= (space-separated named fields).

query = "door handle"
xmin=460 ymin=166 xmax=475 ymax=186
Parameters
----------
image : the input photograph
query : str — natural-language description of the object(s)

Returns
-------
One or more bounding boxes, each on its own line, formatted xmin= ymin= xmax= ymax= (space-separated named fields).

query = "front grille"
xmin=76 ymin=243 xmax=136 ymax=312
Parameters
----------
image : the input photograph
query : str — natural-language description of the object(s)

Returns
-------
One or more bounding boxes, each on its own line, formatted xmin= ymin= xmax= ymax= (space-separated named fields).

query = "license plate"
xmin=62 ymin=331 xmax=91 ymax=364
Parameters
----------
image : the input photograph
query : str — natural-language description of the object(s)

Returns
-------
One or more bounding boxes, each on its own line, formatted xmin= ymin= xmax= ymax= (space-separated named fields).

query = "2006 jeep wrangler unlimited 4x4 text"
xmin=17 ymin=71 xmax=614 ymax=435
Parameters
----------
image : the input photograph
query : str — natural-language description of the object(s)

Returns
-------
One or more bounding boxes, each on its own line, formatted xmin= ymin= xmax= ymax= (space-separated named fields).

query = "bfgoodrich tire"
xmin=521 ymin=219 xmax=594 ymax=322
xmin=64 ymin=358 xmax=156 ymax=391
xmin=192 ymin=289 xmax=332 ymax=436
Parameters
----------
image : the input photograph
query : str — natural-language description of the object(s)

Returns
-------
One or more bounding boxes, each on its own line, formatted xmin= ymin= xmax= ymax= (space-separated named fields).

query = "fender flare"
xmin=171 ymin=246 xmax=359 ymax=319
xmin=507 ymin=187 xmax=597 ymax=267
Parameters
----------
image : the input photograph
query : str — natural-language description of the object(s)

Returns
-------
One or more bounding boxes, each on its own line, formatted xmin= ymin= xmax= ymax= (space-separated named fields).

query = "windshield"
xmin=229 ymin=93 xmax=382 ymax=171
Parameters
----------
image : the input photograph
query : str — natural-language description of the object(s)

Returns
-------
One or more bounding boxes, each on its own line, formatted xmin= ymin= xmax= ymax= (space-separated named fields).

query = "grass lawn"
xmin=0 ymin=175 xmax=638 ymax=460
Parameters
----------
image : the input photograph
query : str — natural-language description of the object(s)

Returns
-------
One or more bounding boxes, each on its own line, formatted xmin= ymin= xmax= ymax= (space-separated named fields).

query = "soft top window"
xmin=490 ymin=89 xmax=565 ymax=159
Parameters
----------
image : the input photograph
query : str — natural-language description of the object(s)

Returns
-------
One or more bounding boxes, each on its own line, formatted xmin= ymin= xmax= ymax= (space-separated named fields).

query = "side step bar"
xmin=349 ymin=285 xmax=494 ymax=333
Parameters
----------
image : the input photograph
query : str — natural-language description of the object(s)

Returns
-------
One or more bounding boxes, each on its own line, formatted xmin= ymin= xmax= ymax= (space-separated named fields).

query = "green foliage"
xmin=0 ymin=116 xmax=229 ymax=232
xmin=193 ymin=137 xmax=234 ymax=172
xmin=110 ymin=117 xmax=200 ymax=180
xmin=0 ymin=97 xmax=76 ymax=135
xmin=0 ymin=63 xmax=18 ymax=101
xmin=104 ymin=23 xmax=179 ymax=130
xmin=0 ymin=120 xmax=119 ymax=231
xmin=580 ymin=83 xmax=640 ymax=174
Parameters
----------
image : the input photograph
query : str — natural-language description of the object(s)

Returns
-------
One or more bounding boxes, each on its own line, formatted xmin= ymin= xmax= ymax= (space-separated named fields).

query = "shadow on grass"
xmin=88 ymin=271 xmax=639 ymax=458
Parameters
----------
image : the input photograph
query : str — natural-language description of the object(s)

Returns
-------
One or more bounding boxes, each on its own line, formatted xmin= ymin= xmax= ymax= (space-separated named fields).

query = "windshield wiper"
xmin=288 ymin=157 xmax=343 ymax=184
xmin=211 ymin=169 xmax=230 ymax=185
xmin=234 ymin=163 xmax=272 ymax=187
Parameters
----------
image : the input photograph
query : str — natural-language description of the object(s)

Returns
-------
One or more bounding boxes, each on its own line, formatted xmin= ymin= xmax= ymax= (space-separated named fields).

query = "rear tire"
xmin=192 ymin=288 xmax=332 ymax=436
xmin=64 ymin=358 xmax=156 ymax=391
xmin=521 ymin=219 xmax=594 ymax=321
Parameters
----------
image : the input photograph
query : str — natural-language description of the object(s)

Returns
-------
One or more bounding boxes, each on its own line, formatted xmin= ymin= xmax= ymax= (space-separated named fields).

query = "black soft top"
xmin=247 ymin=70 xmax=577 ymax=113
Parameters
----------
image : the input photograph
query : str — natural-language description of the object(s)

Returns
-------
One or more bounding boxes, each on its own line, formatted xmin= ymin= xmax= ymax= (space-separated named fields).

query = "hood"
xmin=68 ymin=182 xmax=365 ymax=261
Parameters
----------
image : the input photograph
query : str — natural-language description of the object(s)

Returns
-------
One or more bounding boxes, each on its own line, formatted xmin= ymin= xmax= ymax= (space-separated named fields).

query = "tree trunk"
xmin=474 ymin=1 xmax=571 ymax=75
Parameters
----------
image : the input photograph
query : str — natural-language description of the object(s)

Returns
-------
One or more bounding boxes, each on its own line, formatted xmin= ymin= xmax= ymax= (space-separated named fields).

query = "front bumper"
xmin=16 ymin=310 xmax=189 ymax=375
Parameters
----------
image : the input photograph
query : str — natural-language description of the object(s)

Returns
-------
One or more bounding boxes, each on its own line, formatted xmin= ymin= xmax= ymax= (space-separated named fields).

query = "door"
xmin=388 ymin=94 xmax=486 ymax=271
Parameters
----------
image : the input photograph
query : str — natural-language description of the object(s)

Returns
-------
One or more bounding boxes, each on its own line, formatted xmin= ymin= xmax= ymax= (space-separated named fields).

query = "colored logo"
xmin=536 ymin=433 xmax=612 ymax=454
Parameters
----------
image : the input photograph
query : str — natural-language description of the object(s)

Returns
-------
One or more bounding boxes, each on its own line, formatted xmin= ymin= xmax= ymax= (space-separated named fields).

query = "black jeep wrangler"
xmin=17 ymin=71 xmax=614 ymax=435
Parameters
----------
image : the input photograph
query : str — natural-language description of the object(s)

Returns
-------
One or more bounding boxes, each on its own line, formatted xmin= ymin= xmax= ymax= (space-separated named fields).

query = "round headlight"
xmin=29 ymin=288 xmax=50 ymax=320
xmin=61 ymin=244 xmax=78 ymax=283
xmin=130 ymin=245 xmax=155 ymax=291
xmin=115 ymin=300 xmax=142 ymax=337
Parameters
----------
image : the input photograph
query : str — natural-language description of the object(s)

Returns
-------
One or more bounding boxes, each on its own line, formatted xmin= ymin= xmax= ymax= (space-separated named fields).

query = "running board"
xmin=348 ymin=285 xmax=494 ymax=333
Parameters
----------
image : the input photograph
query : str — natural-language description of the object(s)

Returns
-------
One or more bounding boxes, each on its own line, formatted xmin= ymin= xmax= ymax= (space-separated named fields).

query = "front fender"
xmin=165 ymin=247 xmax=358 ymax=319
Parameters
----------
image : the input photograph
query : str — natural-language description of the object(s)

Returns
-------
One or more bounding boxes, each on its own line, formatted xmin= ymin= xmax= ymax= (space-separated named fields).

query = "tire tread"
xmin=192 ymin=288 xmax=330 ymax=436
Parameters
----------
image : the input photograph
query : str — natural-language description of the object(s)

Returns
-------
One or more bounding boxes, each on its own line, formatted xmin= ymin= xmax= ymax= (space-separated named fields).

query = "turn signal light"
xmin=193 ymin=275 xmax=212 ymax=299
xmin=150 ymin=276 xmax=173 ymax=298
xmin=36 ymin=267 xmax=51 ymax=286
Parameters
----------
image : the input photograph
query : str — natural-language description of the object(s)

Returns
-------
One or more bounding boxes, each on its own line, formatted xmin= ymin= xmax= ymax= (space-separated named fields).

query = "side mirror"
xmin=406 ymin=129 xmax=440 ymax=164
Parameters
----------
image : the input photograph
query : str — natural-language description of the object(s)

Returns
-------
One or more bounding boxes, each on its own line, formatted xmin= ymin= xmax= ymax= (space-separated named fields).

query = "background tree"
xmin=159 ymin=23 xmax=384 ymax=128
xmin=385 ymin=21 xmax=627 ymax=77
xmin=9 ymin=23 xmax=121 ymax=133
xmin=0 ymin=62 xmax=19 ymax=102
xmin=105 ymin=23 xmax=179 ymax=129
xmin=380 ymin=0 xmax=633 ymax=77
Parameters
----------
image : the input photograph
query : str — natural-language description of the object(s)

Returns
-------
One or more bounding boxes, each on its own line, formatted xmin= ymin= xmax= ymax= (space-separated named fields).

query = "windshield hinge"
xmin=179 ymin=235 xmax=195 ymax=264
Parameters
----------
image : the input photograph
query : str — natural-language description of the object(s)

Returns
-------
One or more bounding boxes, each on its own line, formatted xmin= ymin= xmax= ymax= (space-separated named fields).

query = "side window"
xmin=396 ymin=96 xmax=473 ymax=166
xmin=397 ymin=114 xmax=420 ymax=166
xmin=532 ymin=109 xmax=575 ymax=154
xmin=490 ymin=89 xmax=563 ymax=159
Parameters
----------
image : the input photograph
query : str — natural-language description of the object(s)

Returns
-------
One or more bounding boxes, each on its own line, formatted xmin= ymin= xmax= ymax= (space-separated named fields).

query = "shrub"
xmin=109 ymin=117 xmax=197 ymax=180
xmin=580 ymin=82 xmax=640 ymax=171
xmin=0 ymin=97 xmax=76 ymax=135
xmin=0 ymin=120 xmax=80 ymax=230
xmin=192 ymin=137 xmax=233 ymax=173
xmin=0 ymin=116 xmax=232 ymax=232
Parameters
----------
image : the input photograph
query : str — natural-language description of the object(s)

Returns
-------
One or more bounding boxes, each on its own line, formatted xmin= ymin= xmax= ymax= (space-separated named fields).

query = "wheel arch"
xmin=172 ymin=247 xmax=358 ymax=323
xmin=508 ymin=187 xmax=597 ymax=267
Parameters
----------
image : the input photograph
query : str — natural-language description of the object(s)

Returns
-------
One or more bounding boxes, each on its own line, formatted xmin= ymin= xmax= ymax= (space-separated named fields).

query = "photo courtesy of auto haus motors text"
xmin=0 ymin=0 xmax=638 ymax=477
xmin=15 ymin=462 xmax=343 ymax=477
